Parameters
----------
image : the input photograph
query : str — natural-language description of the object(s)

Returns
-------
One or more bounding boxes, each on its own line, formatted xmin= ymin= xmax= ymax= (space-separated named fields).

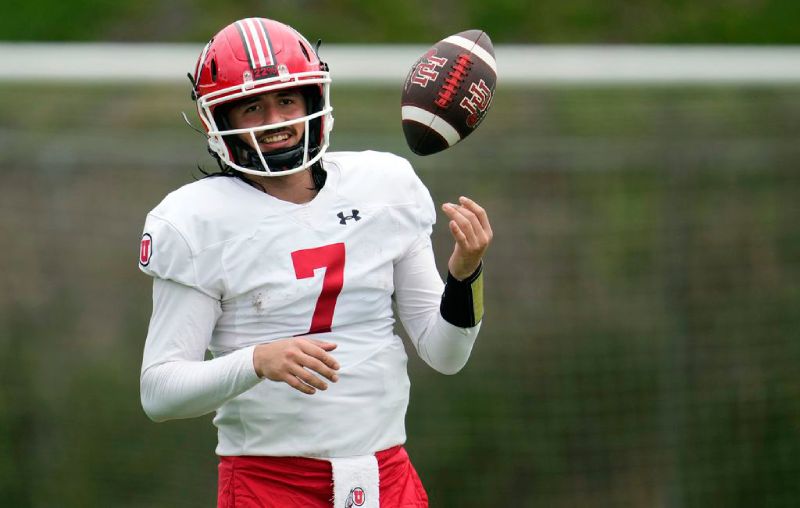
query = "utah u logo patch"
xmin=139 ymin=233 xmax=152 ymax=266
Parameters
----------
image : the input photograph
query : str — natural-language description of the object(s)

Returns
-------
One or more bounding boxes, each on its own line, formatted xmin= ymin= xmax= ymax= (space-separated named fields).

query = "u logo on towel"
xmin=346 ymin=486 xmax=365 ymax=507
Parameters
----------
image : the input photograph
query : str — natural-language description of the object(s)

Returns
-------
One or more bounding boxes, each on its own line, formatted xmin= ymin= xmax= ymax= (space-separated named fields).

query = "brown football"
xmin=401 ymin=29 xmax=497 ymax=156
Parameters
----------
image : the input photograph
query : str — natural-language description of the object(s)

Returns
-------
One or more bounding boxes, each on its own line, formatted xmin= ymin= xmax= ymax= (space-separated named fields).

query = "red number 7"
xmin=291 ymin=243 xmax=346 ymax=334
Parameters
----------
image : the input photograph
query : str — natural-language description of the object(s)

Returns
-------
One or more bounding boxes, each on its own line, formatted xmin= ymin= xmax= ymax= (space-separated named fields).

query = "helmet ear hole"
xmin=298 ymin=42 xmax=311 ymax=62
xmin=210 ymin=59 xmax=218 ymax=82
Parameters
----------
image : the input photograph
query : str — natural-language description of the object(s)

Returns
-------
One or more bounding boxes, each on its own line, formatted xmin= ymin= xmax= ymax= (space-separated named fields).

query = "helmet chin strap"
xmin=240 ymin=141 xmax=320 ymax=173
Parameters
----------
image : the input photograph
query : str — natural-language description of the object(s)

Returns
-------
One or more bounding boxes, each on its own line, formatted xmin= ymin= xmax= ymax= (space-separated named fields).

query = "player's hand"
xmin=442 ymin=196 xmax=493 ymax=280
xmin=252 ymin=338 xmax=340 ymax=395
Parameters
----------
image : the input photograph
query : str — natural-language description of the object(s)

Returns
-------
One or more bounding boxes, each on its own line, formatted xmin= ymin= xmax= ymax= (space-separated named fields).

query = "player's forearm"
xmin=411 ymin=263 xmax=484 ymax=374
xmin=140 ymin=346 xmax=261 ymax=422
xmin=414 ymin=315 xmax=481 ymax=375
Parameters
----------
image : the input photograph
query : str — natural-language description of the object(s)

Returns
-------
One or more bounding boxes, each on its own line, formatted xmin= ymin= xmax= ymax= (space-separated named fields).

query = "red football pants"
xmin=217 ymin=445 xmax=428 ymax=507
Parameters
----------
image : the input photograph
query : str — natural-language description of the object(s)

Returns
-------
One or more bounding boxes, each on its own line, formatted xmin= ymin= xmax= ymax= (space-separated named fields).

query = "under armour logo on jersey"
xmin=337 ymin=210 xmax=361 ymax=225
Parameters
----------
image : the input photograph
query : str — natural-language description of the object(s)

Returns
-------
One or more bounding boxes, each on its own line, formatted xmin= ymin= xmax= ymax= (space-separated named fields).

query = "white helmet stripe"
xmin=401 ymin=105 xmax=461 ymax=146
xmin=194 ymin=40 xmax=212 ymax=82
xmin=256 ymin=19 xmax=276 ymax=67
xmin=235 ymin=20 xmax=256 ymax=68
xmin=244 ymin=18 xmax=267 ymax=68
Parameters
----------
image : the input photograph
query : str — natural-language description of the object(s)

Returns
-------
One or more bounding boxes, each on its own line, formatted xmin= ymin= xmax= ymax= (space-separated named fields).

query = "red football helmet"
xmin=191 ymin=18 xmax=333 ymax=176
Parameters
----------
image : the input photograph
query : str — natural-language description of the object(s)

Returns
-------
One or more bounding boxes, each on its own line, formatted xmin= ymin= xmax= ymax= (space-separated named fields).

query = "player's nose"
xmin=261 ymin=104 xmax=282 ymax=124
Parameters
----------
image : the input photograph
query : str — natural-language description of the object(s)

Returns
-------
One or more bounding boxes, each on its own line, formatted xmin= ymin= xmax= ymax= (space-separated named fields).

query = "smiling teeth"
xmin=261 ymin=133 xmax=290 ymax=143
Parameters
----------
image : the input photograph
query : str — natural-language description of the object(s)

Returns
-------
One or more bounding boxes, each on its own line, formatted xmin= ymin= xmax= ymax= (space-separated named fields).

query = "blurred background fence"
xmin=1 ymin=6 xmax=800 ymax=507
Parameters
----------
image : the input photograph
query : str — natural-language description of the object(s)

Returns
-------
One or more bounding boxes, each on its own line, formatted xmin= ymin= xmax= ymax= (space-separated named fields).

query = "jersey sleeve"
xmin=389 ymin=156 xmax=483 ymax=374
xmin=140 ymin=277 xmax=262 ymax=422
xmin=138 ymin=213 xmax=222 ymax=299
xmin=139 ymin=213 xmax=196 ymax=284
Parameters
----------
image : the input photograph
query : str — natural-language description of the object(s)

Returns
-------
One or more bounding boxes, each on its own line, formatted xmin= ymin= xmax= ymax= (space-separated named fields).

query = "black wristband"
xmin=439 ymin=263 xmax=484 ymax=328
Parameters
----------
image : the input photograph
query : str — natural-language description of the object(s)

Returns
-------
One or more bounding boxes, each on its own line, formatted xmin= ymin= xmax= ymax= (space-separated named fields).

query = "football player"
xmin=138 ymin=17 xmax=492 ymax=508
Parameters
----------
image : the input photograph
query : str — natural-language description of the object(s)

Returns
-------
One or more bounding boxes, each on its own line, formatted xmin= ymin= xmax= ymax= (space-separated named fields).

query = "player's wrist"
xmin=440 ymin=262 xmax=484 ymax=328
xmin=448 ymin=261 xmax=483 ymax=283
xmin=252 ymin=344 xmax=267 ymax=379
xmin=448 ymin=261 xmax=482 ymax=282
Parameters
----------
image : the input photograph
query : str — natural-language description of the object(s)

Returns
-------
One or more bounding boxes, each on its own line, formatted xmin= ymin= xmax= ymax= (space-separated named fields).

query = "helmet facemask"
xmin=201 ymin=78 xmax=332 ymax=177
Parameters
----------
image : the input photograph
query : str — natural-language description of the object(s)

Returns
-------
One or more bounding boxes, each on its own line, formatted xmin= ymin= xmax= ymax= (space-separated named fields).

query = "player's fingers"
xmin=458 ymin=196 xmax=493 ymax=238
xmin=451 ymin=199 xmax=490 ymax=246
xmin=456 ymin=205 xmax=488 ymax=246
xmin=449 ymin=220 xmax=468 ymax=246
xmin=301 ymin=355 xmax=340 ymax=383
xmin=283 ymin=373 xmax=317 ymax=395
xmin=447 ymin=207 xmax=485 ymax=252
xmin=289 ymin=365 xmax=329 ymax=391
xmin=300 ymin=340 xmax=341 ymax=371
xmin=442 ymin=203 xmax=477 ymax=243
xmin=305 ymin=338 xmax=338 ymax=351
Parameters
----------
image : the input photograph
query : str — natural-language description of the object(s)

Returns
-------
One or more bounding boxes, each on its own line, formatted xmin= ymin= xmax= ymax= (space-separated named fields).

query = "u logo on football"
xmin=410 ymin=49 xmax=448 ymax=88
xmin=460 ymin=79 xmax=493 ymax=128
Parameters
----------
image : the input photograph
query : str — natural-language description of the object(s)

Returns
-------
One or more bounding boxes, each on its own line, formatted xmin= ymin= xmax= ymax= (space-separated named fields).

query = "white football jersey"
xmin=139 ymin=150 xmax=478 ymax=457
